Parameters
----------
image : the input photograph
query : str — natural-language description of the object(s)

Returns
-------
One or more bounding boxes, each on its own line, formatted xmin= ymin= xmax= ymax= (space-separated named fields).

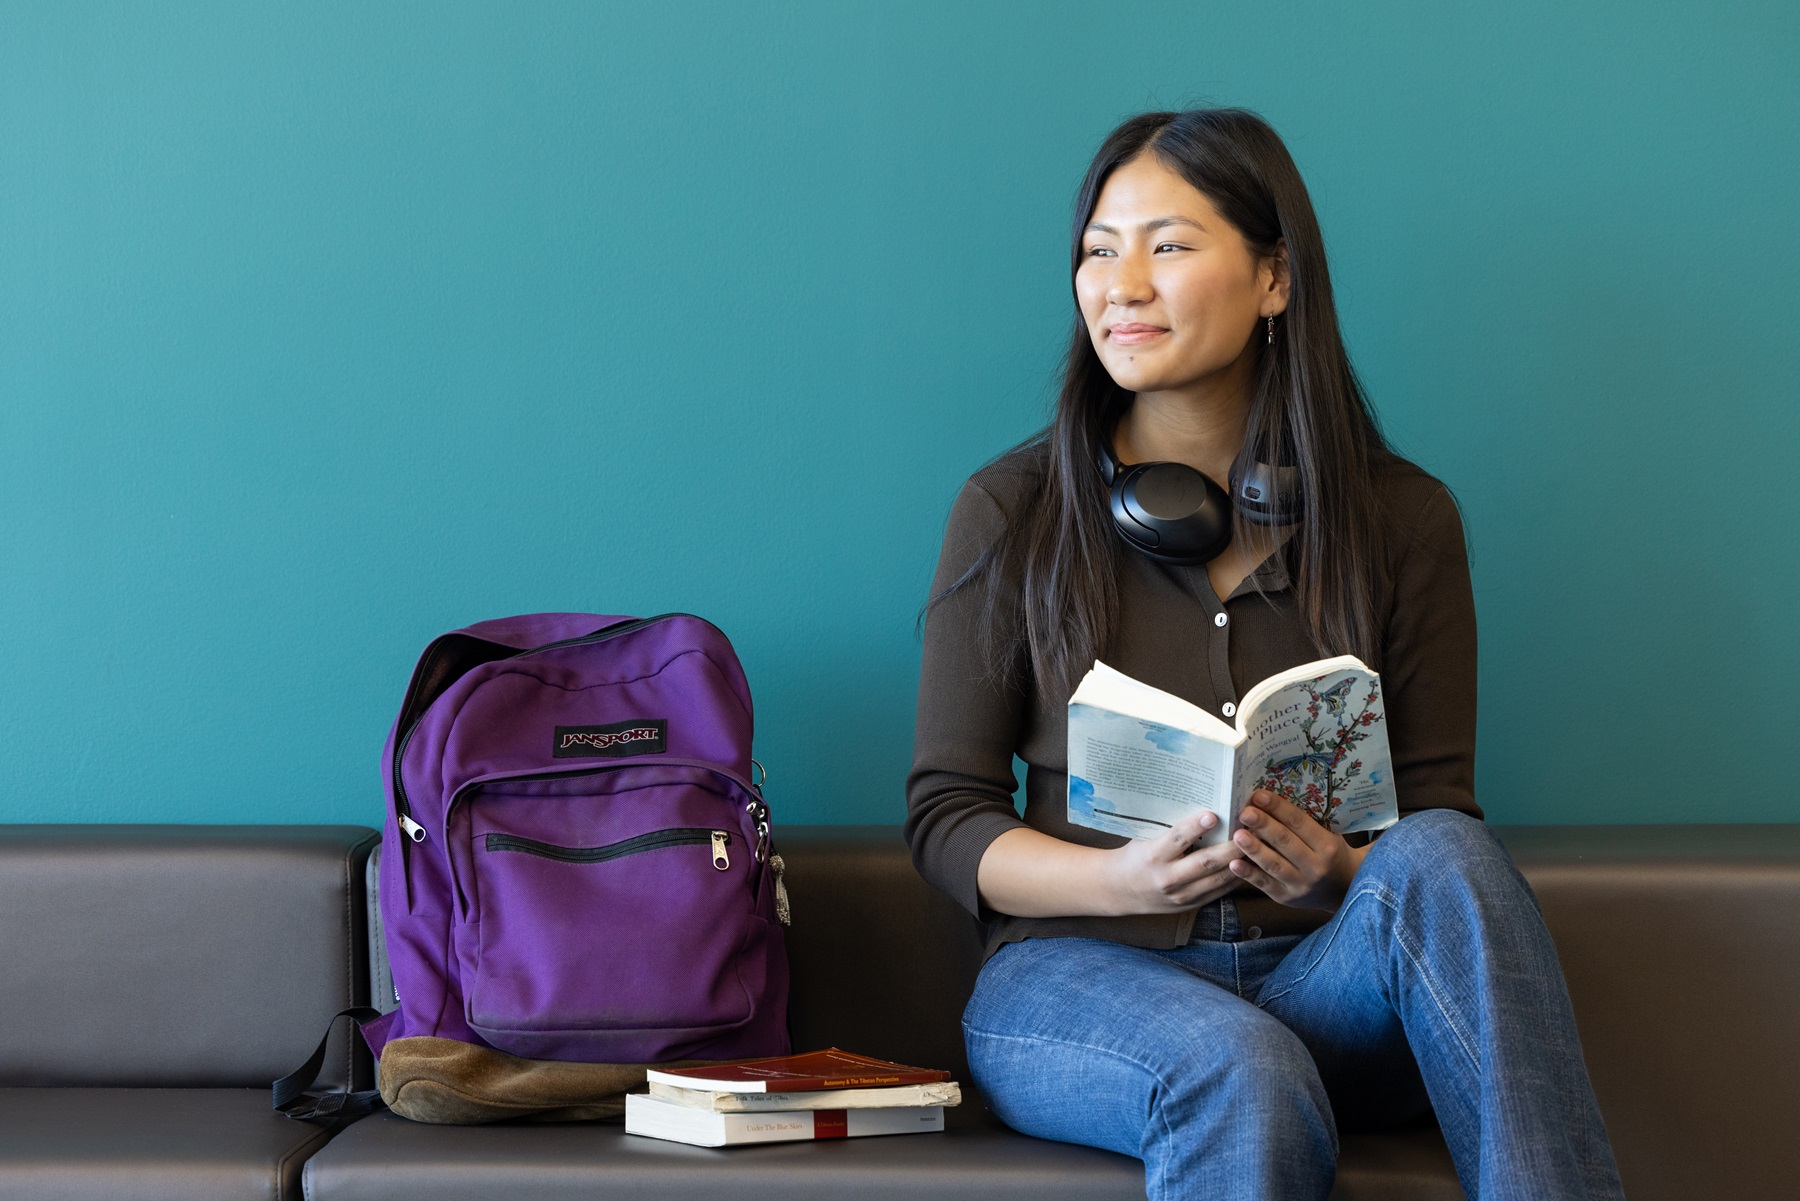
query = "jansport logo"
xmin=560 ymin=727 xmax=658 ymax=752
xmin=552 ymin=719 xmax=668 ymax=758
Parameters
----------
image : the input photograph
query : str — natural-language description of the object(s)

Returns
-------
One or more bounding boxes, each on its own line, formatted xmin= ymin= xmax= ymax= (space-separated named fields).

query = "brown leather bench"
xmin=307 ymin=823 xmax=1800 ymax=1201
xmin=3 ymin=823 xmax=1793 ymax=1199
xmin=0 ymin=825 xmax=378 ymax=1201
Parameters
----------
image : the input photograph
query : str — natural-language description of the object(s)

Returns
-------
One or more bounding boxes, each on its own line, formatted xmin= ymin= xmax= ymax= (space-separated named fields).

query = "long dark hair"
xmin=934 ymin=108 xmax=1388 ymax=695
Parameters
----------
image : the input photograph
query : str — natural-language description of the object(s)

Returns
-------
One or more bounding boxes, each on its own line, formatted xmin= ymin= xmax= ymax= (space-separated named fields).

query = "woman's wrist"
xmin=1321 ymin=841 xmax=1370 ymax=909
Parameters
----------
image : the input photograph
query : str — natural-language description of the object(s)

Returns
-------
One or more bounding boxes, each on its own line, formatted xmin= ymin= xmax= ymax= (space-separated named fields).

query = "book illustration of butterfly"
xmin=1264 ymin=752 xmax=1336 ymax=789
xmin=1317 ymin=677 xmax=1356 ymax=715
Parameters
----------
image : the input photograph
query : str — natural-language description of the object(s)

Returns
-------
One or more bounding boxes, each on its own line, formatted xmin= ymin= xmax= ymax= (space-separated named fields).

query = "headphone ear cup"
xmin=1112 ymin=462 xmax=1232 ymax=565
xmin=1096 ymin=443 xmax=1120 ymax=486
xmin=1108 ymin=466 xmax=1164 ymax=553
xmin=1228 ymin=460 xmax=1304 ymax=526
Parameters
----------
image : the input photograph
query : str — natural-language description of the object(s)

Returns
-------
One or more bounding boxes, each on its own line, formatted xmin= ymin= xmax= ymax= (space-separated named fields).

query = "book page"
xmin=1231 ymin=660 xmax=1398 ymax=835
xmin=1071 ymin=661 xmax=1239 ymax=743
xmin=1068 ymin=701 xmax=1234 ymax=842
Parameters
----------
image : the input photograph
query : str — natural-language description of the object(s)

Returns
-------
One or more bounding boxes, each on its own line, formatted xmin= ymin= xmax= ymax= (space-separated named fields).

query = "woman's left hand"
xmin=1228 ymin=790 xmax=1369 ymax=911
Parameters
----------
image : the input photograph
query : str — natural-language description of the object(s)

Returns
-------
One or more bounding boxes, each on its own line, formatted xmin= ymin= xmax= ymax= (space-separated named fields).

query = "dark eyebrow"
xmin=1084 ymin=216 xmax=1207 ymax=235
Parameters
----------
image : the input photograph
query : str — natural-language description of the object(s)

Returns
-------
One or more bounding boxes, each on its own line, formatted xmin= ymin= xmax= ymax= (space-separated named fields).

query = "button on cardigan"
xmin=905 ymin=443 xmax=1480 ymax=959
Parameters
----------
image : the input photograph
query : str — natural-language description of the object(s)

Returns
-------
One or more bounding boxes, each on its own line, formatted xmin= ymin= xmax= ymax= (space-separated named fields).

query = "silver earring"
xmin=1266 ymin=314 xmax=1275 ymax=345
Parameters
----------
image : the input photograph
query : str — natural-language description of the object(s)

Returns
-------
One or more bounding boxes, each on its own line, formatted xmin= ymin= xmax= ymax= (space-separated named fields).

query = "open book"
xmin=1067 ymin=656 xmax=1397 ymax=842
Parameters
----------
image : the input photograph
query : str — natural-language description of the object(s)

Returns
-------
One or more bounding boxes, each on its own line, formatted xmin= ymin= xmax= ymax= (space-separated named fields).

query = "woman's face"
xmin=1076 ymin=153 xmax=1287 ymax=399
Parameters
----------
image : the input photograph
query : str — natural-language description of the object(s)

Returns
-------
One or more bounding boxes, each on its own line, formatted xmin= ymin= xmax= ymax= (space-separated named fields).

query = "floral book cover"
xmin=1232 ymin=666 xmax=1397 ymax=836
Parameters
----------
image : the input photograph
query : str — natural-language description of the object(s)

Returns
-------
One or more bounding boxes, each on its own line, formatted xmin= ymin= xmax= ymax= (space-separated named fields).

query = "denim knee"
xmin=1159 ymin=1008 xmax=1334 ymax=1143
xmin=1360 ymin=809 xmax=1529 ymax=907
xmin=1231 ymin=1018 xmax=1331 ymax=1114
xmin=1367 ymin=809 xmax=1500 ymax=872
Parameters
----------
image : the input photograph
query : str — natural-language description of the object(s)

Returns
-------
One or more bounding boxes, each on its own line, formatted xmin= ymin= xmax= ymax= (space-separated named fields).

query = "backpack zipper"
xmin=390 ymin=613 xmax=695 ymax=845
xmin=444 ymin=758 xmax=763 ymax=917
xmin=485 ymin=827 xmax=730 ymax=869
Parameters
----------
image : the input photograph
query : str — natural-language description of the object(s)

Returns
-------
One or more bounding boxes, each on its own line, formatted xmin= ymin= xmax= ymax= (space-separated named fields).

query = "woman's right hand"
xmin=977 ymin=812 xmax=1241 ymax=918
xmin=1101 ymin=812 xmax=1242 ymax=914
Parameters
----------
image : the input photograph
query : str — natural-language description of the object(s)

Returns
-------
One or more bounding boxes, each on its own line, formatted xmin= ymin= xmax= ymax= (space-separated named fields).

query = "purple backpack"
xmin=360 ymin=613 xmax=791 ymax=1067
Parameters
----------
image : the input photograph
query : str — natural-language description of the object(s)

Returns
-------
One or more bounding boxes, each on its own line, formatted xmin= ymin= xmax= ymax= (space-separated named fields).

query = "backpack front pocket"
xmin=447 ymin=766 xmax=769 ymax=1062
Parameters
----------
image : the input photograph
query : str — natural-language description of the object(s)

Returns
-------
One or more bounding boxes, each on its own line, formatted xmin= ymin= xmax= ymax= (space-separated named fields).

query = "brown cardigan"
xmin=904 ymin=443 xmax=1480 ymax=958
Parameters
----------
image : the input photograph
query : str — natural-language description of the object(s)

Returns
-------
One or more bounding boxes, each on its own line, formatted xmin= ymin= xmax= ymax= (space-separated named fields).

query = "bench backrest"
xmin=0 ymin=825 xmax=377 ymax=1088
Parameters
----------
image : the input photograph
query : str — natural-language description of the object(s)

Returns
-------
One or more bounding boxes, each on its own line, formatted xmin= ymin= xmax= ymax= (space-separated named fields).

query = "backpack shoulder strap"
xmin=273 ymin=1007 xmax=386 ymax=1128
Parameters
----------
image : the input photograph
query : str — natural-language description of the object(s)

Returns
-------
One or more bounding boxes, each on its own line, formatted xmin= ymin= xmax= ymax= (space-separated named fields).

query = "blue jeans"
xmin=962 ymin=810 xmax=1623 ymax=1201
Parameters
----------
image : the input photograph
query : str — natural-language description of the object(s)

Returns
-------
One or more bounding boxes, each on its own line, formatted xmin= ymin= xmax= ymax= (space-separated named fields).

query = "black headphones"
xmin=1098 ymin=439 xmax=1302 ymax=566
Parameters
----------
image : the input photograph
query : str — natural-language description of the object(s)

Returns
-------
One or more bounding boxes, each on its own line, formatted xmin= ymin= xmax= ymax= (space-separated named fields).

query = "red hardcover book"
xmin=643 ymin=1048 xmax=953 ymax=1094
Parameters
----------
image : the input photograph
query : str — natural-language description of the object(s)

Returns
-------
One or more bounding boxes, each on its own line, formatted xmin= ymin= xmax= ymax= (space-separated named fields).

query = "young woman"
xmin=905 ymin=109 xmax=1623 ymax=1201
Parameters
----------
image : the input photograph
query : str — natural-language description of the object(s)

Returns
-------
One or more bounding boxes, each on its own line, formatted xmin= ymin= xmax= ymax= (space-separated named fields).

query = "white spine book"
xmin=625 ymin=1092 xmax=945 ymax=1147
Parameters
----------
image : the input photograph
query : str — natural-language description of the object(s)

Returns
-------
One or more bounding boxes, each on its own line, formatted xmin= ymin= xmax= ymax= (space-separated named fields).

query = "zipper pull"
xmin=398 ymin=814 xmax=427 ymax=844
xmin=770 ymin=853 xmax=791 ymax=926
xmin=711 ymin=831 xmax=730 ymax=871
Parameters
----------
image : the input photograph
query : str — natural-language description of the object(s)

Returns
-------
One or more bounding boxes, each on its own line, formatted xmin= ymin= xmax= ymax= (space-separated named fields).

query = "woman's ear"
xmin=1265 ymin=239 xmax=1292 ymax=317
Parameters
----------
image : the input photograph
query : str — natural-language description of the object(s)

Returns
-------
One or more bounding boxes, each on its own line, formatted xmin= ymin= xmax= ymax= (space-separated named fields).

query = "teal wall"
xmin=3 ymin=2 xmax=1796 ymax=828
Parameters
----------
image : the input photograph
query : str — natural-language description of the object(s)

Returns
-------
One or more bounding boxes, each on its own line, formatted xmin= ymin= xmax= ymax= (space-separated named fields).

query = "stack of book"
xmin=624 ymin=1048 xmax=961 ymax=1147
